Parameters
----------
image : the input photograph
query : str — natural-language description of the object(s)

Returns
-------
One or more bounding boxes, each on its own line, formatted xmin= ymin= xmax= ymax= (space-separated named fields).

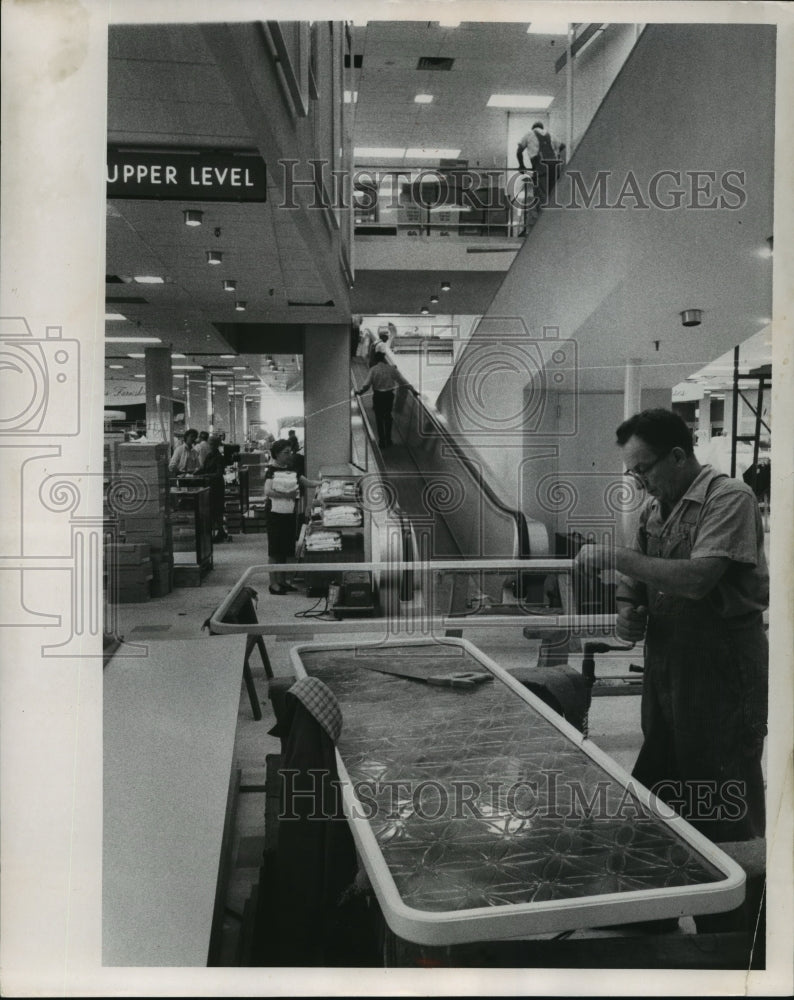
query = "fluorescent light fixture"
xmin=105 ymin=336 xmax=162 ymax=344
xmin=232 ymin=366 xmax=247 ymax=370
xmin=487 ymin=94 xmax=553 ymax=109
xmin=133 ymin=275 xmax=164 ymax=284
xmin=172 ymin=364 xmax=203 ymax=370
xmin=133 ymin=374 xmax=146 ymax=379
xmin=223 ymin=279 xmax=237 ymax=292
xmin=183 ymin=209 xmax=203 ymax=226
xmin=354 ymin=147 xmax=406 ymax=158
xmin=213 ymin=381 xmax=228 ymax=387
xmin=221 ymin=354 xmax=236 ymax=359
xmin=344 ymin=90 xmax=359 ymax=104
xmin=527 ymin=23 xmax=570 ymax=35
xmin=171 ymin=353 xmax=186 ymax=359
xmin=206 ymin=250 xmax=223 ymax=265
xmin=108 ymin=364 xmax=124 ymax=369
xmin=235 ymin=301 xmax=247 ymax=311
xmin=414 ymin=94 xmax=434 ymax=104
xmin=105 ymin=312 xmax=127 ymax=321
xmin=242 ymin=375 xmax=257 ymax=380
xmin=405 ymin=148 xmax=461 ymax=159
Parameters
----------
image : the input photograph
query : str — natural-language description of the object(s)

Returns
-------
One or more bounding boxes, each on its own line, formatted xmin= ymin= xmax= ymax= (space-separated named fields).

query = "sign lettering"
xmin=107 ymin=149 xmax=267 ymax=202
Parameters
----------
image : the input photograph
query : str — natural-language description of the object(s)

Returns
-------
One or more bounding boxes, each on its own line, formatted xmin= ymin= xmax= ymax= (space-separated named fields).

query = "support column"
xmin=186 ymin=373 xmax=209 ymax=431
xmin=144 ymin=347 xmax=173 ymax=444
xmin=303 ymin=325 xmax=351 ymax=478
xmin=212 ymin=382 xmax=230 ymax=436
xmin=697 ymin=391 xmax=712 ymax=448
xmin=233 ymin=396 xmax=245 ymax=444
xmin=623 ymin=358 xmax=643 ymax=419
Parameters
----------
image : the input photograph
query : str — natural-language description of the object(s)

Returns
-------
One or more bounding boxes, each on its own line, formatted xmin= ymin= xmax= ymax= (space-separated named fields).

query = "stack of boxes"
xmin=105 ymin=442 xmax=173 ymax=602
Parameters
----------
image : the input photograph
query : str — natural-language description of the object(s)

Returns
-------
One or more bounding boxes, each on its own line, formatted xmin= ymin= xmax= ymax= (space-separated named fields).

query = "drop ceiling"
xmin=105 ymin=20 xmax=775 ymax=404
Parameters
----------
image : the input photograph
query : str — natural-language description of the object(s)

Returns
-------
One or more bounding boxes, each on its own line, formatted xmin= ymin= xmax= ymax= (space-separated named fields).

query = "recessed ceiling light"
xmin=354 ymin=147 xmax=406 ymax=159
xmin=487 ymin=94 xmax=553 ymax=109
xmin=206 ymin=250 xmax=223 ymax=265
xmin=527 ymin=23 xmax=570 ymax=35
xmin=405 ymin=148 xmax=461 ymax=159
xmin=441 ymin=281 xmax=451 ymax=292
xmin=183 ymin=209 xmax=203 ymax=226
xmin=223 ymin=279 xmax=237 ymax=292
xmin=414 ymin=94 xmax=434 ymax=104
xmin=344 ymin=90 xmax=359 ymax=104
xmin=133 ymin=276 xmax=165 ymax=284
xmin=430 ymin=294 xmax=439 ymax=304
xmin=108 ymin=364 xmax=124 ymax=369
xmin=235 ymin=301 xmax=247 ymax=311
xmin=421 ymin=305 xmax=430 ymax=315
xmin=105 ymin=336 xmax=162 ymax=343
xmin=105 ymin=312 xmax=127 ymax=321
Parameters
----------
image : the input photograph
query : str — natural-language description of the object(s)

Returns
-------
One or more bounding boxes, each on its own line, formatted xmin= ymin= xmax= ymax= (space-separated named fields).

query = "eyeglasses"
xmin=624 ymin=452 xmax=668 ymax=485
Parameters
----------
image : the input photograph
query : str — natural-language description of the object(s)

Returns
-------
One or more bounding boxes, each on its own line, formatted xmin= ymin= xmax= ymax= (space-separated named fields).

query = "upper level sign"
xmin=107 ymin=148 xmax=267 ymax=202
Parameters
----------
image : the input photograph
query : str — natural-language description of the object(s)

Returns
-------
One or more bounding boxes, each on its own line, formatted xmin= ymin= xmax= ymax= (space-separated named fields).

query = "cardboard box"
xmin=117 ymin=442 xmax=168 ymax=464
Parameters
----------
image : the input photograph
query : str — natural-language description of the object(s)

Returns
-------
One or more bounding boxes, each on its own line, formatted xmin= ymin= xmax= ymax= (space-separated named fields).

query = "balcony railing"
xmin=352 ymin=166 xmax=558 ymax=241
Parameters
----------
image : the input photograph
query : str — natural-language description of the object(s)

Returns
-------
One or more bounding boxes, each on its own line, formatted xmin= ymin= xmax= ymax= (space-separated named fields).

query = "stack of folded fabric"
xmin=319 ymin=479 xmax=358 ymax=502
xmin=322 ymin=505 xmax=362 ymax=528
xmin=305 ymin=530 xmax=342 ymax=552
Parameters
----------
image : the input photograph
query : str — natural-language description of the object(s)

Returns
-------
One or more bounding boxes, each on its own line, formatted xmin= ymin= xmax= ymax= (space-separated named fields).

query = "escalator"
xmin=351 ymin=357 xmax=549 ymax=615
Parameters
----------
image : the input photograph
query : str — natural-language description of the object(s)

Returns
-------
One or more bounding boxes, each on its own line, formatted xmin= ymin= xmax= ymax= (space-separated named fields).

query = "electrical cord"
xmin=294 ymin=595 xmax=337 ymax=619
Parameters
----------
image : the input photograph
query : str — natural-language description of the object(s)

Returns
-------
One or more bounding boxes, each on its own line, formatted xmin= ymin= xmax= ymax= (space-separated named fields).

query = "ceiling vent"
xmin=417 ymin=56 xmax=455 ymax=71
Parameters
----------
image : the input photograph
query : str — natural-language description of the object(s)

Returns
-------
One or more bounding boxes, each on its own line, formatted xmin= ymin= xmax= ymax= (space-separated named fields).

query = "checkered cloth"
xmin=288 ymin=676 xmax=342 ymax=744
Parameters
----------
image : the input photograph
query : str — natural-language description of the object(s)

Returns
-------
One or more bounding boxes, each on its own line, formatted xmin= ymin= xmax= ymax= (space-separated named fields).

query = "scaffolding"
xmin=730 ymin=345 xmax=771 ymax=493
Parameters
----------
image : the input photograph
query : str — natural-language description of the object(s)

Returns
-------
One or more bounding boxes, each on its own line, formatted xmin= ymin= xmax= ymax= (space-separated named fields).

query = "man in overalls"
xmin=575 ymin=408 xmax=768 ymax=843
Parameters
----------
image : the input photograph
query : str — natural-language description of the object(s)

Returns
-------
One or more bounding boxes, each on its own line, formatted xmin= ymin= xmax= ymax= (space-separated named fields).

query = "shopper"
xmin=574 ymin=408 xmax=768 ymax=843
xmin=199 ymin=433 xmax=227 ymax=541
xmin=168 ymin=428 xmax=201 ymax=475
xmin=354 ymin=355 xmax=406 ymax=449
xmin=264 ymin=439 xmax=319 ymax=594
xmin=194 ymin=430 xmax=211 ymax=464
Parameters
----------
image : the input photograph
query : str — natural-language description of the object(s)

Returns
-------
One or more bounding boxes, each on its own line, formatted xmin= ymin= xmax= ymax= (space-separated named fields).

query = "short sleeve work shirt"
xmin=634 ymin=465 xmax=769 ymax=619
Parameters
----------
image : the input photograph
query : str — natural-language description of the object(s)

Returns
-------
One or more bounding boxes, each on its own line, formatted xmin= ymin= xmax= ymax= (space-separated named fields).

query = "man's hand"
xmin=574 ymin=542 xmax=615 ymax=574
xmin=616 ymin=604 xmax=648 ymax=643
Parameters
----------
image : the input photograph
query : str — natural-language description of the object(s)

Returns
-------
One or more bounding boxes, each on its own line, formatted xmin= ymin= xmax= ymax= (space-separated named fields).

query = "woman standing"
xmin=264 ymin=439 xmax=319 ymax=594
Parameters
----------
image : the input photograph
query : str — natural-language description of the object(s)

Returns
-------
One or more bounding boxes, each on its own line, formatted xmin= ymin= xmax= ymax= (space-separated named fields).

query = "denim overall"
xmin=631 ymin=477 xmax=768 ymax=843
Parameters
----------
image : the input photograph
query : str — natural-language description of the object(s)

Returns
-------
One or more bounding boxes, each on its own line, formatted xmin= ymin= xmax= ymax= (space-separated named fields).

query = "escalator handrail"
xmin=404 ymin=385 xmax=532 ymax=558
